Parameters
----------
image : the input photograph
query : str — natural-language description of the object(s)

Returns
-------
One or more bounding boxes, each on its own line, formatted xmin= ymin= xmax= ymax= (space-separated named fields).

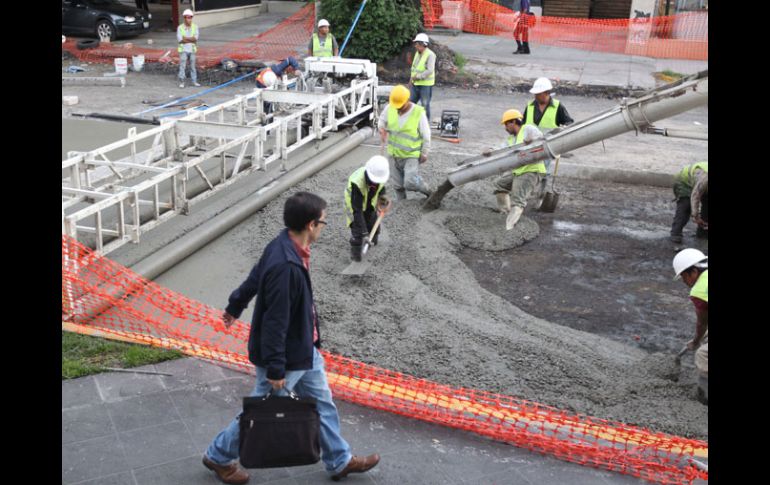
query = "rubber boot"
xmin=350 ymin=244 xmax=362 ymax=262
xmin=506 ymin=206 xmax=524 ymax=230
xmin=496 ymin=193 xmax=511 ymax=213
xmin=513 ymin=40 xmax=522 ymax=54
xmin=522 ymin=42 xmax=531 ymax=54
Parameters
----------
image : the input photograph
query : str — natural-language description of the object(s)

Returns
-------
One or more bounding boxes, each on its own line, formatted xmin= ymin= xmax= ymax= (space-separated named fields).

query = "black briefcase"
xmin=238 ymin=388 xmax=321 ymax=468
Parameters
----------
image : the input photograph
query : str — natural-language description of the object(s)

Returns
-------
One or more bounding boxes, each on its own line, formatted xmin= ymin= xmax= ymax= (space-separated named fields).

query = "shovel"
xmin=539 ymin=154 xmax=561 ymax=213
xmin=341 ymin=202 xmax=389 ymax=276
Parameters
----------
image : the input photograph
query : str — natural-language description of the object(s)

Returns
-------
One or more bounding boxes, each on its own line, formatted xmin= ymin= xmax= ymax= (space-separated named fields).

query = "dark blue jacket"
xmin=225 ymin=229 xmax=320 ymax=380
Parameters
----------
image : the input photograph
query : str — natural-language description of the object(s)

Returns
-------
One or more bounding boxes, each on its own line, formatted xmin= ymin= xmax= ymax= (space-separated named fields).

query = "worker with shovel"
xmin=670 ymin=161 xmax=708 ymax=245
xmin=672 ymin=248 xmax=708 ymax=404
xmin=345 ymin=156 xmax=392 ymax=262
xmin=484 ymin=109 xmax=545 ymax=229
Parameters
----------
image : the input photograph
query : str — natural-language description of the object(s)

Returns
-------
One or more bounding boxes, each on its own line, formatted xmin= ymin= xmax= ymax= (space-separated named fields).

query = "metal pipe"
xmin=424 ymin=72 xmax=708 ymax=210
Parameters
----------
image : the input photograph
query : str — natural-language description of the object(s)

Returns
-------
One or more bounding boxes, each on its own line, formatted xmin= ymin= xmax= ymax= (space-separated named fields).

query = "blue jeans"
xmin=178 ymin=51 xmax=197 ymax=83
xmin=205 ymin=348 xmax=352 ymax=475
xmin=410 ymin=84 xmax=432 ymax=121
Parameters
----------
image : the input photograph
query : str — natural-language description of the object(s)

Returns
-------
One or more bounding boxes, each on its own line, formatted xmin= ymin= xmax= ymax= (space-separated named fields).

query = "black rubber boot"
xmin=350 ymin=244 xmax=362 ymax=262
xmin=522 ymin=42 xmax=531 ymax=54
xmin=513 ymin=41 xmax=522 ymax=54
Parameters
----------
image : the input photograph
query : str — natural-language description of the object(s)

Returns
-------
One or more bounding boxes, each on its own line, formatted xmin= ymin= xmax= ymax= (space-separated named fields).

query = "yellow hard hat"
xmin=500 ymin=109 xmax=523 ymax=124
xmin=389 ymin=85 xmax=411 ymax=109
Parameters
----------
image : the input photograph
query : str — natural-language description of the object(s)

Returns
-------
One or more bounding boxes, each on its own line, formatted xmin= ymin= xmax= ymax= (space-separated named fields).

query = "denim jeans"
xmin=178 ymin=51 xmax=197 ymax=83
xmin=205 ymin=348 xmax=352 ymax=474
xmin=410 ymin=84 xmax=432 ymax=121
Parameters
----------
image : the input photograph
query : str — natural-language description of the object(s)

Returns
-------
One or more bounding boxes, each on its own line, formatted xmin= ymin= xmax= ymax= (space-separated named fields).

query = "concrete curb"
xmin=558 ymin=162 xmax=674 ymax=188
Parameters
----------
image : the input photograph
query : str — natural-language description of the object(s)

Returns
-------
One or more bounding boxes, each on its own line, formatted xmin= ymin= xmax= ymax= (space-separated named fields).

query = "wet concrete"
xmin=445 ymin=206 xmax=539 ymax=251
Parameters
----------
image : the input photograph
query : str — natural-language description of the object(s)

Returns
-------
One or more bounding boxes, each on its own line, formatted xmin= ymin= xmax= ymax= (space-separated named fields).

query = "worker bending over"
xmin=672 ymin=248 xmax=708 ymax=405
xmin=670 ymin=161 xmax=708 ymax=244
xmin=345 ymin=156 xmax=391 ymax=262
xmin=379 ymin=85 xmax=432 ymax=200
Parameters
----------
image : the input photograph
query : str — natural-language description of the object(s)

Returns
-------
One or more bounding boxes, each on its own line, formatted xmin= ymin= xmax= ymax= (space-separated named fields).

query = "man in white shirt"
xmin=177 ymin=9 xmax=200 ymax=88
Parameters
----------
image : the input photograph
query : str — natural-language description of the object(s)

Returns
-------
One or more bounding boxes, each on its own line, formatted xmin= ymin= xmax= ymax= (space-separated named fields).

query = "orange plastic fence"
xmin=62 ymin=3 xmax=315 ymax=69
xmin=62 ymin=234 xmax=708 ymax=484
xmin=422 ymin=0 xmax=707 ymax=61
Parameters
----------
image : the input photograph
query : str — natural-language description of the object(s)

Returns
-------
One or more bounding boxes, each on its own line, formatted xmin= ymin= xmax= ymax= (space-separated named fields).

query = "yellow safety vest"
xmin=411 ymin=48 xmax=435 ymax=86
xmin=386 ymin=104 xmax=425 ymax=159
xmin=344 ymin=167 xmax=384 ymax=227
xmin=689 ymin=269 xmax=708 ymax=303
xmin=525 ymin=99 xmax=560 ymax=129
xmin=507 ymin=129 xmax=546 ymax=176
xmin=676 ymin=162 xmax=709 ymax=187
xmin=312 ymin=33 xmax=334 ymax=57
xmin=177 ymin=23 xmax=198 ymax=53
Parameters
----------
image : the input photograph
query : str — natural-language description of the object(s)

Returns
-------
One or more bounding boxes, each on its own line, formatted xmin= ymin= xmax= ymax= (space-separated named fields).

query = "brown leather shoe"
xmin=331 ymin=454 xmax=380 ymax=481
xmin=202 ymin=455 xmax=250 ymax=484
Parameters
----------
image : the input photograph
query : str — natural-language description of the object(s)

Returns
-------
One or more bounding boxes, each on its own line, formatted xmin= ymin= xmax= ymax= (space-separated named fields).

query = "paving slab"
xmin=63 ymin=402 xmax=116 ymax=445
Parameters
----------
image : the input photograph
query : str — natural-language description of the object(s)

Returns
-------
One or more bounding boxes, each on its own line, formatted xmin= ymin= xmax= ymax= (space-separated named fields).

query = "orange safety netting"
xmin=62 ymin=234 xmax=708 ymax=484
xmin=62 ymin=3 xmax=315 ymax=69
xmin=422 ymin=0 xmax=707 ymax=61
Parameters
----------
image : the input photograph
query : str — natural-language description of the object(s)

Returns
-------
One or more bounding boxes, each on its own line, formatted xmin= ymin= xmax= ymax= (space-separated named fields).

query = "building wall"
xmin=590 ymin=0 xmax=633 ymax=19
xmin=542 ymin=0 xmax=591 ymax=18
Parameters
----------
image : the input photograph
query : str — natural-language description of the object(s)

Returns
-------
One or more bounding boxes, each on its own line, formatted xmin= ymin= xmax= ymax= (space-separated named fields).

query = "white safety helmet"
xmin=413 ymin=33 xmax=430 ymax=44
xmin=672 ymin=248 xmax=708 ymax=280
xmin=318 ymin=19 xmax=330 ymax=28
xmin=183 ymin=9 xmax=194 ymax=17
xmin=530 ymin=77 xmax=553 ymax=94
xmin=261 ymin=70 xmax=277 ymax=88
xmin=365 ymin=155 xmax=390 ymax=184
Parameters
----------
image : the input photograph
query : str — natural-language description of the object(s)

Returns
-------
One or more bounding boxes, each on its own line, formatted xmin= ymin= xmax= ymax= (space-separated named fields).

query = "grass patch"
xmin=654 ymin=69 xmax=686 ymax=83
xmin=62 ymin=332 xmax=183 ymax=380
xmin=454 ymin=52 xmax=467 ymax=72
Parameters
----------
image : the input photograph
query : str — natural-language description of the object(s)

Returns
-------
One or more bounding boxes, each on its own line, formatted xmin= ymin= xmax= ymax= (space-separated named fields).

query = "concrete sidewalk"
xmin=62 ymin=358 xmax=702 ymax=485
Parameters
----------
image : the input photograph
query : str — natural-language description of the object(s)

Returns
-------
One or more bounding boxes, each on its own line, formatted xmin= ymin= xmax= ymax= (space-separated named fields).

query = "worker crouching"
xmin=345 ymin=156 xmax=392 ymax=262
xmin=487 ymin=109 xmax=545 ymax=230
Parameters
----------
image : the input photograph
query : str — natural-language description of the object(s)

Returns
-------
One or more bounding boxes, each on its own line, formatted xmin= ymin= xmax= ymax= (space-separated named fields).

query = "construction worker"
xmin=409 ymin=33 xmax=436 ymax=122
xmin=177 ymin=9 xmax=200 ymax=88
xmin=379 ymin=85 xmax=432 ymax=200
xmin=521 ymin=77 xmax=573 ymax=193
xmin=308 ymin=19 xmax=338 ymax=57
xmin=670 ymin=161 xmax=708 ymax=244
xmin=672 ymin=248 xmax=708 ymax=405
xmin=255 ymin=57 xmax=300 ymax=115
xmin=485 ymin=109 xmax=545 ymax=229
xmin=345 ymin=156 xmax=392 ymax=262
xmin=513 ymin=0 xmax=532 ymax=54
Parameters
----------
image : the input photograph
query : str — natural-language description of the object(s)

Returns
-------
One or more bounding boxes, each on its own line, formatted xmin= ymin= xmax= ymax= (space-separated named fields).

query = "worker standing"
xmin=345 ymin=156 xmax=392 ymax=262
xmin=672 ymin=248 xmax=708 ymax=405
xmin=379 ymin=85 xmax=432 ymax=200
xmin=485 ymin=110 xmax=545 ymax=229
xmin=177 ymin=9 xmax=200 ymax=88
xmin=308 ymin=19 xmax=339 ymax=57
xmin=521 ymin=77 xmax=573 ymax=194
xmin=409 ymin=33 xmax=436 ymax=123
xmin=670 ymin=161 xmax=708 ymax=244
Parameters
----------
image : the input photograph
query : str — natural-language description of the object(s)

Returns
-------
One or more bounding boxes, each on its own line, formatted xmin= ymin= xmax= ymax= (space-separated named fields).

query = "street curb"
xmin=558 ymin=162 xmax=674 ymax=188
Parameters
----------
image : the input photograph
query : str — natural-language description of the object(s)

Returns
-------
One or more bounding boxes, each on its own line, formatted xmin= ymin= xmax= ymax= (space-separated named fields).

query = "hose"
xmin=339 ymin=0 xmax=369 ymax=57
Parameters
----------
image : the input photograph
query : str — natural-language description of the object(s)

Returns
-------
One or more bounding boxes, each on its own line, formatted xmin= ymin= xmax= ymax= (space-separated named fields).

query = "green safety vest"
xmin=344 ymin=167 xmax=384 ymax=227
xmin=689 ymin=269 xmax=708 ymax=303
xmin=525 ymin=99 xmax=560 ymax=129
xmin=675 ymin=162 xmax=709 ymax=187
xmin=177 ymin=23 xmax=198 ymax=53
xmin=386 ymin=104 xmax=425 ymax=158
xmin=411 ymin=48 xmax=435 ymax=86
xmin=312 ymin=33 xmax=334 ymax=57
xmin=507 ymin=130 xmax=546 ymax=176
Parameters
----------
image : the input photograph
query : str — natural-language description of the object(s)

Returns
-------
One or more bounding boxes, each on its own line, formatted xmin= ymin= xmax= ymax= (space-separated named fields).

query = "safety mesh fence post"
xmin=61 ymin=234 xmax=708 ymax=484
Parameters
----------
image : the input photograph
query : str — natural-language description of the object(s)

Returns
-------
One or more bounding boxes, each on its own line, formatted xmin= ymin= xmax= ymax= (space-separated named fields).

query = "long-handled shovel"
xmin=341 ymin=198 xmax=391 ymax=276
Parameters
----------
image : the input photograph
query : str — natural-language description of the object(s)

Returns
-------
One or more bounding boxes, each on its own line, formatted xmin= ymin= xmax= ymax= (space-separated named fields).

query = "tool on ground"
xmin=437 ymin=137 xmax=462 ymax=144
xmin=439 ymin=110 xmax=461 ymax=138
xmin=539 ymin=154 xmax=561 ymax=212
xmin=361 ymin=211 xmax=385 ymax=257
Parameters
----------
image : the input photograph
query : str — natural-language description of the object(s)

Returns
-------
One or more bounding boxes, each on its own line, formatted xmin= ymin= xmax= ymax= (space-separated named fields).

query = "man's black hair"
xmin=284 ymin=192 xmax=327 ymax=231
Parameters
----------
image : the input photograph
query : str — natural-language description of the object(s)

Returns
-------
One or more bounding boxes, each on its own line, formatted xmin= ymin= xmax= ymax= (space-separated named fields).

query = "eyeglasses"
xmin=315 ymin=219 xmax=327 ymax=226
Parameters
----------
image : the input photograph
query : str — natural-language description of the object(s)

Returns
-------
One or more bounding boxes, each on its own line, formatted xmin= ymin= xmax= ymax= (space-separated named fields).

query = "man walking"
xmin=309 ymin=19 xmax=339 ymax=57
xmin=345 ymin=156 xmax=391 ymax=262
xmin=409 ymin=33 xmax=436 ymax=122
xmin=672 ymin=248 xmax=708 ymax=405
xmin=203 ymin=192 xmax=380 ymax=484
xmin=670 ymin=161 xmax=708 ymax=244
xmin=379 ymin=85 xmax=432 ymax=200
xmin=177 ymin=9 xmax=200 ymax=88
xmin=513 ymin=0 xmax=532 ymax=54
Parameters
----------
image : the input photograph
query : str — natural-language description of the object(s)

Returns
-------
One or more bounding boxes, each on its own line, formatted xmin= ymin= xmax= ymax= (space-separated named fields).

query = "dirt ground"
xmin=63 ymin=64 xmax=709 ymax=441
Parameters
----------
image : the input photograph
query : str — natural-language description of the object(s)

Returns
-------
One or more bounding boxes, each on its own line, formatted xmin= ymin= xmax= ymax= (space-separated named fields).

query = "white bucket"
xmin=114 ymin=57 xmax=128 ymax=75
xmin=132 ymin=54 xmax=145 ymax=72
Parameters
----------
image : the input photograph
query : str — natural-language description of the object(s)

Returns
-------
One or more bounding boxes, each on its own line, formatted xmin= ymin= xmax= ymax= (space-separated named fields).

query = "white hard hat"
xmin=183 ymin=9 xmax=194 ymax=17
xmin=365 ymin=155 xmax=390 ymax=184
xmin=521 ymin=125 xmax=543 ymax=144
xmin=530 ymin=77 xmax=553 ymax=94
xmin=413 ymin=33 xmax=430 ymax=44
xmin=672 ymin=248 xmax=708 ymax=279
xmin=318 ymin=19 xmax=330 ymax=28
xmin=261 ymin=70 xmax=277 ymax=88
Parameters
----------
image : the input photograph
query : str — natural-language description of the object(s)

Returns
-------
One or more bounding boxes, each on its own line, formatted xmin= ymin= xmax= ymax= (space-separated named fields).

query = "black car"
xmin=62 ymin=0 xmax=152 ymax=41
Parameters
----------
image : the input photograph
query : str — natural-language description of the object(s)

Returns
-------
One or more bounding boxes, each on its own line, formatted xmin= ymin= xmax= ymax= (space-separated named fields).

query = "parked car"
xmin=62 ymin=0 xmax=152 ymax=41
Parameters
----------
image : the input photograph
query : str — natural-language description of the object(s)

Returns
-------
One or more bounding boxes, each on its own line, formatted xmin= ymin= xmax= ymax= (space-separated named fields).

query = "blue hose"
xmin=339 ymin=0 xmax=369 ymax=57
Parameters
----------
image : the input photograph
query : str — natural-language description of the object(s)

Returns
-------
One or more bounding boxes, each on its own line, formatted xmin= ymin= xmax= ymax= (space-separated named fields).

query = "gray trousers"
xmin=178 ymin=51 xmax=197 ymax=82
xmin=494 ymin=171 xmax=542 ymax=208
xmin=390 ymin=156 xmax=431 ymax=199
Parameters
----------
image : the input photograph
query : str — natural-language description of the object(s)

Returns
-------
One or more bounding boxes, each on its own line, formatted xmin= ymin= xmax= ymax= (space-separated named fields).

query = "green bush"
xmin=321 ymin=0 xmax=423 ymax=63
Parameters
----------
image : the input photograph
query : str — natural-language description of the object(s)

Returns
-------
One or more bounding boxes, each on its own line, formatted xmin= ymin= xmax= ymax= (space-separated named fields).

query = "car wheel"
xmin=95 ymin=20 xmax=116 ymax=41
xmin=76 ymin=39 xmax=101 ymax=50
